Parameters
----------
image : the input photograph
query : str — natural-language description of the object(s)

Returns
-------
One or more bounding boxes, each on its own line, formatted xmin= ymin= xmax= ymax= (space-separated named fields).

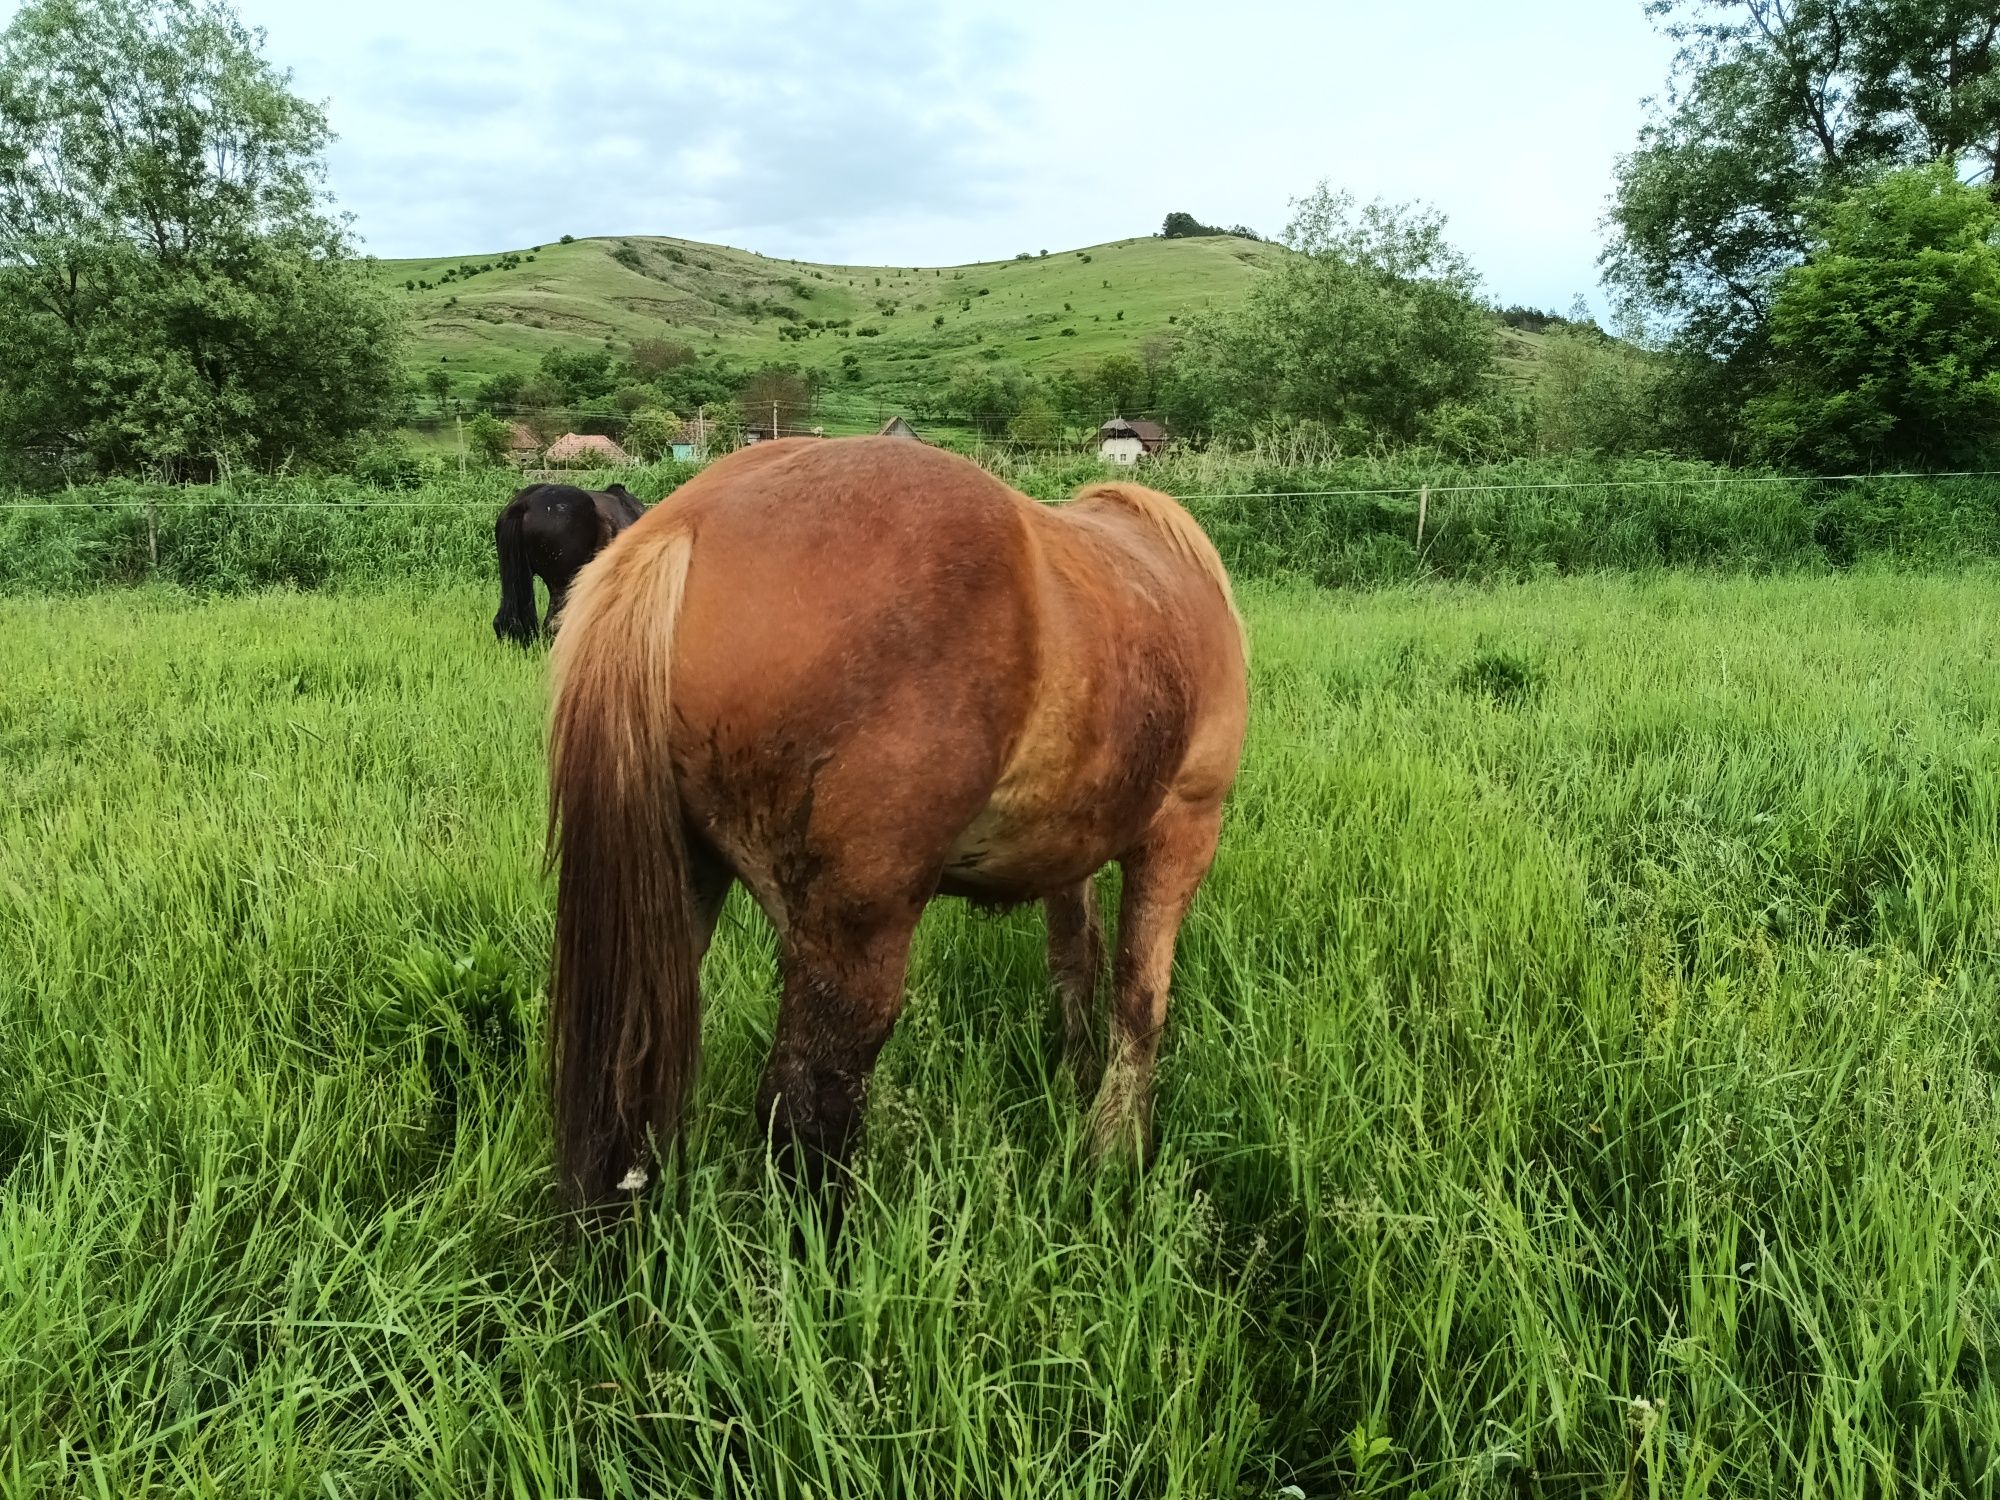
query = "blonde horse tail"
xmin=546 ymin=528 xmax=699 ymax=1205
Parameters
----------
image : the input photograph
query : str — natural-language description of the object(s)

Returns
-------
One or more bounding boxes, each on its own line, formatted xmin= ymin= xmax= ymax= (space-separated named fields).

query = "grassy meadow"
xmin=4 ymin=574 xmax=1999 ymax=1496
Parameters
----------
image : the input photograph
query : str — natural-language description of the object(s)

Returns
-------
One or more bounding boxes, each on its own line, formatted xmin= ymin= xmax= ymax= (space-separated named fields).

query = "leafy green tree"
xmin=1166 ymin=184 xmax=1495 ymax=446
xmin=465 ymin=411 xmax=512 ymax=467
xmin=0 ymin=0 xmax=405 ymax=477
xmin=517 ymin=378 xmax=569 ymax=444
xmin=1745 ymin=164 xmax=2000 ymax=469
xmin=929 ymin=364 xmax=1032 ymax=436
xmin=627 ymin=337 xmax=696 ymax=377
xmin=537 ymin=346 xmax=616 ymax=403
xmin=474 ymin=371 xmax=526 ymax=411
xmin=424 ymin=367 xmax=452 ymax=412
xmin=1008 ymin=395 xmax=1061 ymax=445
xmin=737 ymin=365 xmax=813 ymax=429
xmin=1607 ymin=1 xmax=2000 ymax=364
xmin=1092 ymin=354 xmax=1146 ymax=415
xmin=1534 ymin=324 xmax=1664 ymax=457
xmin=624 ymin=406 xmax=682 ymax=459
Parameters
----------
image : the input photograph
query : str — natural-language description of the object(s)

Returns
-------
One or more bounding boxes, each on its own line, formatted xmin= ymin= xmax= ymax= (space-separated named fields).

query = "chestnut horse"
xmin=547 ymin=437 xmax=1247 ymax=1205
xmin=493 ymin=482 xmax=646 ymax=644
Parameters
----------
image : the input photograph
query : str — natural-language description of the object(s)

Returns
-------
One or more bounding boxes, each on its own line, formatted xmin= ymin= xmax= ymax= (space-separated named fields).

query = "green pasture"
xmin=3 ymin=574 xmax=1998 ymax=1495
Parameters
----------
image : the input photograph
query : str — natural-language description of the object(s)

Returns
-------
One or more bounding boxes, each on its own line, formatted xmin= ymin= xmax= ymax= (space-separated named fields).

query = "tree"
xmin=1745 ymin=163 xmax=2000 ymax=468
xmin=424 ymin=366 xmax=452 ymax=412
xmin=737 ymin=364 xmax=813 ymax=429
xmin=1607 ymin=1 xmax=2000 ymax=364
xmin=537 ymin=346 xmax=615 ymax=403
xmin=628 ymin=337 xmax=695 ymax=377
xmin=931 ymin=363 xmax=1033 ymax=436
xmin=1008 ymin=395 xmax=1061 ymax=445
xmin=1165 ymin=184 xmax=1496 ymax=446
xmin=624 ymin=406 xmax=682 ymax=459
xmin=1092 ymin=354 xmax=1147 ymax=414
xmin=517 ymin=377 xmax=568 ymax=444
xmin=465 ymin=411 xmax=512 ymax=467
xmin=475 ymin=370 xmax=526 ymax=411
xmin=0 ymin=0 xmax=405 ymax=477
xmin=1534 ymin=325 xmax=1663 ymax=457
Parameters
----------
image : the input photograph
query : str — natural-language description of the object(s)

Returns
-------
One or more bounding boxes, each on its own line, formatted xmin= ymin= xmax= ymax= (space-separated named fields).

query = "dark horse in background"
xmin=493 ymin=483 xmax=647 ymax=644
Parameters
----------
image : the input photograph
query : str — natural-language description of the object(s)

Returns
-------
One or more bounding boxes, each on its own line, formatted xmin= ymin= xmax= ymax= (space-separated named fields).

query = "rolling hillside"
xmin=378 ymin=230 xmax=1555 ymax=444
xmin=377 ymin=232 xmax=1285 ymax=408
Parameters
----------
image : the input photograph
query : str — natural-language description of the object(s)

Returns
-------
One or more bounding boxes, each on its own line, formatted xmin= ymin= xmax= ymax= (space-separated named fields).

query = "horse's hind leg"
xmin=542 ymin=570 xmax=572 ymax=639
xmin=1045 ymin=878 xmax=1104 ymax=1095
xmin=1092 ymin=798 xmax=1224 ymax=1166
xmin=754 ymin=905 xmax=921 ymax=1194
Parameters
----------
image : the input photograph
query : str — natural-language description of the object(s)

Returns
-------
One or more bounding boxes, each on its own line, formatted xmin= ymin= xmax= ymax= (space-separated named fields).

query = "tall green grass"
xmin=7 ymin=455 xmax=2000 ymax=595
xmin=3 ymin=576 xmax=1997 ymax=1495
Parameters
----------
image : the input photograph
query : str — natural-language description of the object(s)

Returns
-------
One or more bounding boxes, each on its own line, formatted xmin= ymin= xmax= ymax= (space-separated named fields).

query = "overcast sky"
xmin=14 ymin=1 xmax=1681 ymax=314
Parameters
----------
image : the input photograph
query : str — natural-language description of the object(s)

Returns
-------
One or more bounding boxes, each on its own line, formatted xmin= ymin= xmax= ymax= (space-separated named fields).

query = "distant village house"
xmin=545 ymin=432 xmax=634 ymax=467
xmin=878 ymin=416 xmax=921 ymax=441
xmin=505 ymin=422 xmax=541 ymax=462
xmin=1097 ymin=417 xmax=1168 ymax=465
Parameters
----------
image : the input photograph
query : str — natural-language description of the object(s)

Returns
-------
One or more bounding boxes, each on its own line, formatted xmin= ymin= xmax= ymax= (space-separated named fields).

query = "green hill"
xmin=377 ymin=232 xmax=1284 ymax=409
xmin=377 ymin=231 xmax=1557 ymax=449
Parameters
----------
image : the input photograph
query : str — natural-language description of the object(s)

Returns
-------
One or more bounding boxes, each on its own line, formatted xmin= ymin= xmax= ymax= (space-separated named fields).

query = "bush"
xmin=465 ymin=413 xmax=512 ymax=468
xmin=1746 ymin=164 xmax=2000 ymax=471
xmin=624 ymin=407 xmax=682 ymax=460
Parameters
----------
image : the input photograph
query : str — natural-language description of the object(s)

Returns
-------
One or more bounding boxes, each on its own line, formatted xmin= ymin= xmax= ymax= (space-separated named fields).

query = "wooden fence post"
xmin=1415 ymin=483 xmax=1430 ymax=554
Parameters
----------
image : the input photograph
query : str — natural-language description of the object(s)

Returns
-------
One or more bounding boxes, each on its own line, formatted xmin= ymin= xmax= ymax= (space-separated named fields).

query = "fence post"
xmin=1415 ymin=483 xmax=1430 ymax=554
xmin=146 ymin=494 xmax=158 ymax=572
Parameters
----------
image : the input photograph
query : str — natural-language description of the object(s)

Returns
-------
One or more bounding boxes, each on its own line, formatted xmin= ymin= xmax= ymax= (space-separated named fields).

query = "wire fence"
xmin=8 ymin=466 xmax=2000 ymax=510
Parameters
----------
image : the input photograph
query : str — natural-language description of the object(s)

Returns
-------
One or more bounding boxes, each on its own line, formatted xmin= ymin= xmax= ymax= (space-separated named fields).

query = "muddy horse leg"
xmin=1045 ymin=877 xmax=1104 ymax=1096
xmin=688 ymin=834 xmax=735 ymax=964
xmin=1091 ymin=799 xmax=1224 ymax=1166
xmin=754 ymin=905 xmax=921 ymax=1194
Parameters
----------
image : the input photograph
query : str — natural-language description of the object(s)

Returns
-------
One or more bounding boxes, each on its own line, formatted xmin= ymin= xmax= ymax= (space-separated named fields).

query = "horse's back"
xmin=572 ymin=437 xmax=1243 ymax=909
xmin=610 ymin=439 xmax=1046 ymax=905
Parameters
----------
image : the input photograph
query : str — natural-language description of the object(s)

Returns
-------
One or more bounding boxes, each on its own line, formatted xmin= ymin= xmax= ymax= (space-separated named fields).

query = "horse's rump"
xmin=548 ymin=437 xmax=1246 ymax=1203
